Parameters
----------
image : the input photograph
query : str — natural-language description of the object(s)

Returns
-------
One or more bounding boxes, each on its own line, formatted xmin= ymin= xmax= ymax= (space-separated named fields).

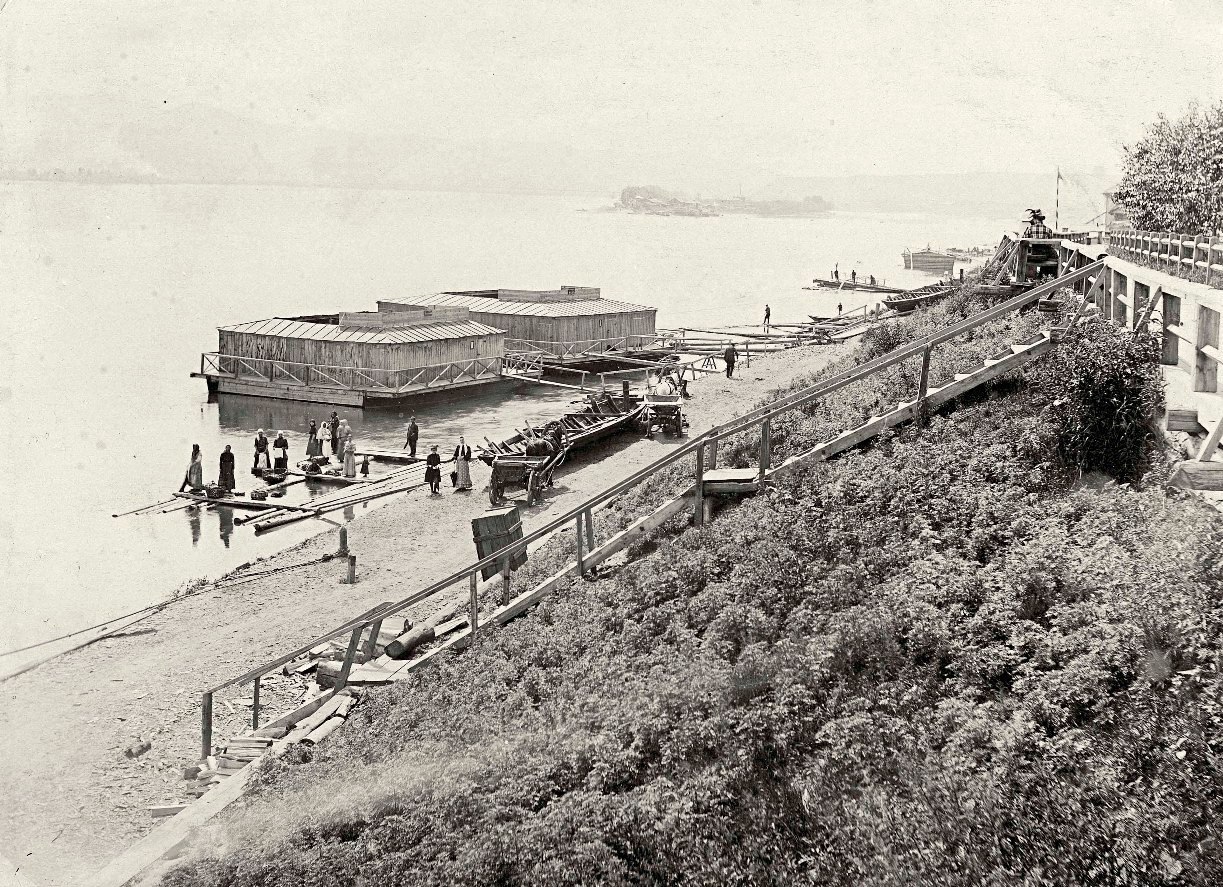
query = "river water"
xmin=0 ymin=183 xmax=1009 ymax=663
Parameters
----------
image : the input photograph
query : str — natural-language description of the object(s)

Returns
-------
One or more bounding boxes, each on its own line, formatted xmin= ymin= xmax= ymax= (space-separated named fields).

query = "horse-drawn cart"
xmin=487 ymin=432 xmax=567 ymax=506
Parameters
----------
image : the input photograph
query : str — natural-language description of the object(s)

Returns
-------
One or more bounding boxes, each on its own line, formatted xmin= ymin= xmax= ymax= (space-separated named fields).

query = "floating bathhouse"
xmin=196 ymin=305 xmax=506 ymax=407
xmin=381 ymin=286 xmax=658 ymax=361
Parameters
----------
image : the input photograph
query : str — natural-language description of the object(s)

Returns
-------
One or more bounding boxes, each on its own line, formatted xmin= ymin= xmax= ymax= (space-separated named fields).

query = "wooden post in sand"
xmin=469 ymin=572 xmax=479 ymax=644
xmin=693 ymin=444 xmax=705 ymax=526
xmin=251 ymin=677 xmax=261 ymax=730
xmin=201 ymin=692 xmax=213 ymax=760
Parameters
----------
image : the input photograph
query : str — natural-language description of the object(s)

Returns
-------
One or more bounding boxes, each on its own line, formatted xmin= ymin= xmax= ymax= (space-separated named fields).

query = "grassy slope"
xmin=166 ymin=299 xmax=1223 ymax=887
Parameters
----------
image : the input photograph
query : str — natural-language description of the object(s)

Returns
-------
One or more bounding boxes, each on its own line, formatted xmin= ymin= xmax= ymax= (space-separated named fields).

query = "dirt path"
xmin=0 ymin=344 xmax=844 ymax=886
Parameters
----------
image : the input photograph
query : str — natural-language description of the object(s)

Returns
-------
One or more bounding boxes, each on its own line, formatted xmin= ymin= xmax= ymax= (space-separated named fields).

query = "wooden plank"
xmin=1166 ymin=409 xmax=1205 ymax=433
xmin=1169 ymin=460 xmax=1223 ymax=491
xmin=283 ymin=469 xmax=372 ymax=484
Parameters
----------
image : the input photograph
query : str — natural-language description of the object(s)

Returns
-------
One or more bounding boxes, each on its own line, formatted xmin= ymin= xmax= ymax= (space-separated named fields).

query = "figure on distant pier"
xmin=253 ymin=430 xmax=271 ymax=473
xmin=273 ymin=431 xmax=289 ymax=471
xmin=453 ymin=436 xmax=473 ymax=491
xmin=837 ymin=302 xmax=843 ymax=316
xmin=218 ymin=445 xmax=236 ymax=491
xmin=869 ymin=274 xmax=876 ymax=286
xmin=762 ymin=303 xmax=771 ymax=334
xmin=404 ymin=416 xmax=419 ymax=457
xmin=305 ymin=420 xmax=321 ymax=458
xmin=179 ymin=444 xmax=203 ymax=492
xmin=723 ymin=343 xmax=738 ymax=378
xmin=851 ymin=270 xmax=857 ymax=283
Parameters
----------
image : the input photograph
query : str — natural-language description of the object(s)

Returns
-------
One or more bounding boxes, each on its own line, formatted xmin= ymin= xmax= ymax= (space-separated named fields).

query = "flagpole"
xmin=1055 ymin=167 xmax=1060 ymax=231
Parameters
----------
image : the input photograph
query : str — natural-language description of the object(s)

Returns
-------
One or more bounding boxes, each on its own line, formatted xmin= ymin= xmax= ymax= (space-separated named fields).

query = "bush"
xmin=1032 ymin=317 xmax=1165 ymax=482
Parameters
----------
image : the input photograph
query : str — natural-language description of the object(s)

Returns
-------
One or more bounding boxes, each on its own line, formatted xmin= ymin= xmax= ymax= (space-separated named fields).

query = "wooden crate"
xmin=472 ymin=506 xmax=528 ymax=581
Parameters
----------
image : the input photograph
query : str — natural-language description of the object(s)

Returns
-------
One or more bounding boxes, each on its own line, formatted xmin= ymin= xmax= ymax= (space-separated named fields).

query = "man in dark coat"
xmin=328 ymin=412 xmax=340 ymax=456
xmin=723 ymin=343 xmax=738 ymax=379
xmin=403 ymin=416 xmax=419 ymax=457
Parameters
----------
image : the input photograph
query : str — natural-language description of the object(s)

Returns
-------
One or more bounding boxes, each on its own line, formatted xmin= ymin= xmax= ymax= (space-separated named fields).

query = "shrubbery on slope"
xmin=166 ymin=310 xmax=1221 ymax=887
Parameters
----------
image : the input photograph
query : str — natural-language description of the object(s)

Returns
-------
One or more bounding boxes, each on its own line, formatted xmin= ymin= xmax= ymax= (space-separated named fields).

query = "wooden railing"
xmin=504 ymin=334 xmax=666 ymax=359
xmin=1108 ymin=230 xmax=1223 ymax=286
xmin=199 ymin=262 xmax=1103 ymax=757
xmin=200 ymin=353 xmax=503 ymax=393
xmin=499 ymin=350 xmax=545 ymax=378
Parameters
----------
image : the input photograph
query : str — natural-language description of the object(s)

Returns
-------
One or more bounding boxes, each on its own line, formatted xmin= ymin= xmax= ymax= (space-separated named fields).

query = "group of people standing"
xmin=179 ymin=413 xmax=477 ymax=498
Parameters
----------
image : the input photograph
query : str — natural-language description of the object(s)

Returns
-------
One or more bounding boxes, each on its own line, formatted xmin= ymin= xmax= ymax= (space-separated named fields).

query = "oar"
xmin=112 ymin=498 xmax=179 ymax=518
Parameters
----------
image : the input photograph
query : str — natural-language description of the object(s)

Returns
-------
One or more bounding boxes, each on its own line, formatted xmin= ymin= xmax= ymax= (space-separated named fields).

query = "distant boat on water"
xmin=902 ymin=246 xmax=956 ymax=276
xmin=804 ymin=277 xmax=903 ymax=294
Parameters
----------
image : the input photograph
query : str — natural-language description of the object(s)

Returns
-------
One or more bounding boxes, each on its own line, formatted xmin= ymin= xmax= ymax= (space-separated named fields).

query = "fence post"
xmin=758 ymin=417 xmax=772 ymax=487
xmin=1209 ymin=236 xmax=1219 ymax=286
xmin=917 ymin=344 xmax=933 ymax=421
xmin=338 ymin=527 xmax=349 ymax=556
xmin=1192 ymin=235 xmax=1203 ymax=277
xmin=335 ymin=626 xmax=363 ymax=690
xmin=251 ymin=676 xmax=261 ymax=730
xmin=345 ymin=554 xmax=357 ymax=584
xmin=469 ymin=572 xmax=479 ymax=645
xmin=708 ymin=436 xmax=719 ymax=469
xmin=575 ymin=513 xmax=585 ymax=575
xmin=362 ymin=613 xmax=384 ymax=660
xmin=693 ymin=443 xmax=705 ymax=526
xmin=584 ymin=509 xmax=595 ymax=554
xmin=501 ymin=556 xmax=512 ymax=605
xmin=201 ymin=692 xmax=213 ymax=761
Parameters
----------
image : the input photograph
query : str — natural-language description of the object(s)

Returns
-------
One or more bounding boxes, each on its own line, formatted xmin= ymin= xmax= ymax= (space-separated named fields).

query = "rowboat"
xmin=478 ymin=392 xmax=645 ymax=467
xmin=883 ymin=283 xmax=953 ymax=313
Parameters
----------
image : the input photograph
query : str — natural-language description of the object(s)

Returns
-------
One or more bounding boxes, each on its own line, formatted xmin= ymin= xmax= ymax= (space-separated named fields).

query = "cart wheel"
xmin=526 ymin=469 xmax=538 ymax=505
xmin=489 ymin=474 xmax=504 ymax=506
xmin=676 ymin=409 xmax=685 ymax=435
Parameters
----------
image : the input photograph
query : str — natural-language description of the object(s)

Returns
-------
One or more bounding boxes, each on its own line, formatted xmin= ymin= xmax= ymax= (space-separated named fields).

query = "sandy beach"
xmin=0 ymin=342 xmax=845 ymax=886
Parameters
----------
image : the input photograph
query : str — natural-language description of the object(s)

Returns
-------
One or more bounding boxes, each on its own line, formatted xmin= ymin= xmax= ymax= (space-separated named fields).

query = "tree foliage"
xmin=1114 ymin=102 xmax=1223 ymax=234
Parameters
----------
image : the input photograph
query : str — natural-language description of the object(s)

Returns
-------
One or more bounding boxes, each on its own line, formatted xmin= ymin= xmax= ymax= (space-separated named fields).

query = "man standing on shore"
xmin=762 ymin=304 xmax=771 ymax=334
xmin=404 ymin=416 xmax=419 ymax=456
xmin=723 ymin=343 xmax=738 ymax=378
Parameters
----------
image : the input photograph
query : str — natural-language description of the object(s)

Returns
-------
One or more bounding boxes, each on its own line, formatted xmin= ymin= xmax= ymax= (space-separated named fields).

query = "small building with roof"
xmin=196 ymin=305 xmax=508 ymax=407
xmin=381 ymin=286 xmax=659 ymax=361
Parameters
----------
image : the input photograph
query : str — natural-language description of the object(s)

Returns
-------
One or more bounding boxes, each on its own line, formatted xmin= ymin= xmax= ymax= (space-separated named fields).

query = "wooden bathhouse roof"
xmin=399 ymin=291 xmax=655 ymax=318
xmin=219 ymin=317 xmax=504 ymax=344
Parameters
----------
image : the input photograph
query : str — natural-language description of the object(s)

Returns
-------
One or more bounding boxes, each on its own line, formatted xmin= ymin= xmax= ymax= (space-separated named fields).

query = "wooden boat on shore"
xmin=478 ymin=391 xmax=645 ymax=467
xmin=804 ymin=277 xmax=903 ymax=294
xmin=883 ymin=283 xmax=953 ymax=313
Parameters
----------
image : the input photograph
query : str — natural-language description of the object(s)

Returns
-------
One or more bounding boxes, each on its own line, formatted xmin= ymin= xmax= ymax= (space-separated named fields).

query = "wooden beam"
xmin=1198 ymin=415 xmax=1223 ymax=462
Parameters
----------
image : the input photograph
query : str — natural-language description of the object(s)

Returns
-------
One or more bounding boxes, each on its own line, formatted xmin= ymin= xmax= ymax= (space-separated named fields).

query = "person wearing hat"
xmin=1022 ymin=209 xmax=1053 ymax=239
xmin=272 ymin=431 xmax=289 ymax=471
xmin=403 ymin=415 xmax=419 ymax=457
xmin=253 ymin=430 xmax=271 ymax=473
xmin=328 ymin=412 xmax=340 ymax=456
xmin=424 ymin=444 xmax=444 ymax=495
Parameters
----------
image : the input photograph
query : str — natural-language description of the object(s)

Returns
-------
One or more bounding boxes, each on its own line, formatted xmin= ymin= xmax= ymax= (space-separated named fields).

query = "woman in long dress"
xmin=338 ymin=419 xmax=352 ymax=454
xmin=424 ymin=444 xmax=443 ymax=495
xmin=273 ymin=431 xmax=289 ymax=470
xmin=253 ymin=430 xmax=271 ymax=472
xmin=179 ymin=444 xmax=204 ymax=492
xmin=316 ymin=422 xmax=330 ymax=461
xmin=343 ymin=438 xmax=357 ymax=478
xmin=218 ymin=445 xmax=236 ymax=491
xmin=305 ymin=421 xmax=321 ymax=458
xmin=453 ymin=436 xmax=473 ymax=491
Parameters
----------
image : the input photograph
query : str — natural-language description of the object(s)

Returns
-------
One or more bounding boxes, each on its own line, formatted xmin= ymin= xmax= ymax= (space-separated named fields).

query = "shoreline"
xmin=0 ymin=342 xmax=847 ymax=887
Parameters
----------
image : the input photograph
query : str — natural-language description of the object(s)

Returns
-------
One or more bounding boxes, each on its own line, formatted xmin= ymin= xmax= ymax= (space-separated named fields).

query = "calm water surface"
xmin=0 ymin=183 xmax=1009 ymax=661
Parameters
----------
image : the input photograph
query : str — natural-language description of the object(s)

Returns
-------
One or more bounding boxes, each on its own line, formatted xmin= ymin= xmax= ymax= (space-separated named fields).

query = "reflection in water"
xmin=342 ymin=505 xmax=356 ymax=524
xmin=218 ymin=508 xmax=234 ymax=548
xmin=186 ymin=505 xmax=202 ymax=547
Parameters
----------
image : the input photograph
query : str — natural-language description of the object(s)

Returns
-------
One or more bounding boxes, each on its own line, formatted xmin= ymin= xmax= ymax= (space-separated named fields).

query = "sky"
xmin=1 ymin=0 xmax=1221 ymax=189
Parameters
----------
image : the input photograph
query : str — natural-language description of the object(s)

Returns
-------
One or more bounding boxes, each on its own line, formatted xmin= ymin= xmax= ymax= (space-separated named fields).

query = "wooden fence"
xmin=1108 ymin=230 xmax=1223 ymax=286
xmin=200 ymin=262 xmax=1103 ymax=758
xmin=504 ymin=334 xmax=666 ymax=360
